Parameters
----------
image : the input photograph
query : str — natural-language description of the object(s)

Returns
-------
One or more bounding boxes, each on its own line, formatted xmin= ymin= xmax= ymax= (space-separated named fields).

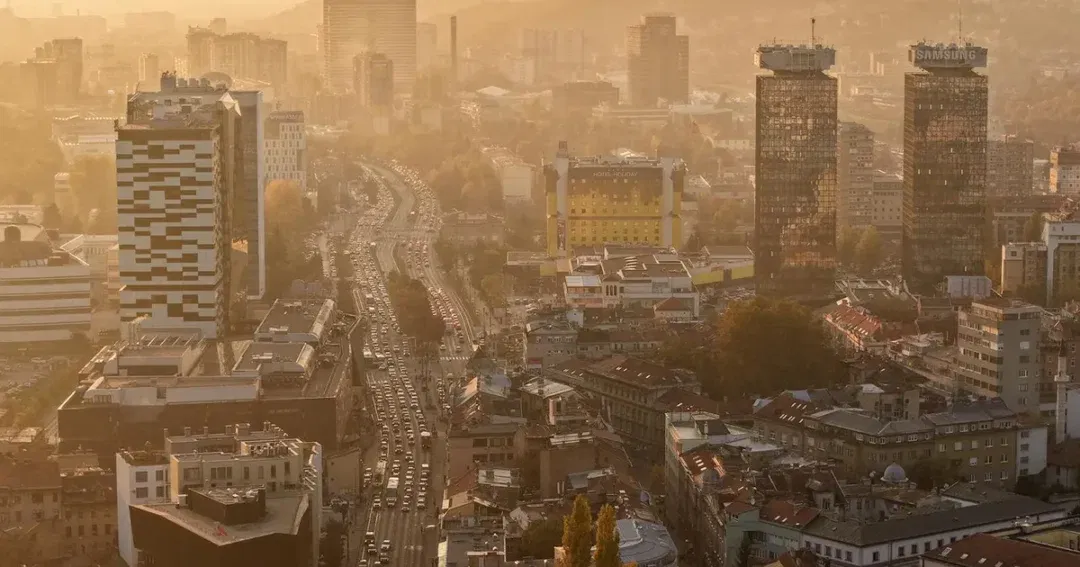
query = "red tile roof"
xmin=923 ymin=533 xmax=1080 ymax=567
xmin=824 ymin=305 xmax=884 ymax=339
xmin=759 ymin=499 xmax=819 ymax=528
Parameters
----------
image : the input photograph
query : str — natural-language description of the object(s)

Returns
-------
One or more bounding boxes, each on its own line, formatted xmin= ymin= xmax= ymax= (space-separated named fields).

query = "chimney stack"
xmin=450 ymin=16 xmax=458 ymax=85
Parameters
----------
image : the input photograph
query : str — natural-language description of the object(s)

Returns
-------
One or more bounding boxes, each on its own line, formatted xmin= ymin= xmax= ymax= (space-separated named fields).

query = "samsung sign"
xmin=911 ymin=46 xmax=987 ymax=68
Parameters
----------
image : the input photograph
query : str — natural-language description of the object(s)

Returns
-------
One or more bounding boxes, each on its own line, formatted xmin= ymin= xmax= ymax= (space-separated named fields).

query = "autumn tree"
xmin=594 ymin=504 xmax=621 ymax=567
xmin=521 ymin=516 xmax=563 ymax=559
xmin=855 ymin=226 xmax=884 ymax=273
xmin=265 ymin=180 xmax=312 ymax=232
xmin=561 ymin=495 xmax=593 ymax=567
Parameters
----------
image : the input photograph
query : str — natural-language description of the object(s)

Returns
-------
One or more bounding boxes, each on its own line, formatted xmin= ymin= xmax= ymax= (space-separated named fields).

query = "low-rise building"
xmin=0 ymin=222 xmax=92 ymax=346
xmin=1001 ymin=242 xmax=1047 ymax=295
xmin=922 ymin=533 xmax=1080 ymax=567
xmin=564 ymin=253 xmax=699 ymax=317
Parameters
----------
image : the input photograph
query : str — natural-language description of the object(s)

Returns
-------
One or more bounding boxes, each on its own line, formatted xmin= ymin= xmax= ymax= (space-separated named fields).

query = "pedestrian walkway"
xmin=440 ymin=355 xmax=470 ymax=361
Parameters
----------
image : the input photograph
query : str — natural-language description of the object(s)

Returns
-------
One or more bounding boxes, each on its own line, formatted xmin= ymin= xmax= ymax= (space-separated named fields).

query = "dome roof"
xmin=881 ymin=463 xmax=908 ymax=484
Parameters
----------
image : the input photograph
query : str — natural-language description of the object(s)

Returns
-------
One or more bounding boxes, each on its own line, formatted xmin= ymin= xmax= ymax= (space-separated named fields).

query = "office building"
xmin=322 ymin=0 xmax=417 ymax=92
xmin=118 ymin=424 xmax=323 ymax=567
xmin=480 ymin=146 xmax=533 ymax=204
xmin=754 ymin=43 xmax=838 ymax=299
xmin=837 ymin=122 xmax=875 ymax=230
xmin=552 ymin=80 xmax=620 ymax=114
xmin=902 ymin=43 xmax=989 ymax=291
xmin=543 ymin=141 xmax=685 ymax=256
xmin=186 ymin=27 xmax=216 ymax=77
xmin=1050 ymin=145 xmax=1080 ymax=195
xmin=137 ymin=53 xmax=160 ymax=85
xmin=118 ymin=75 xmax=242 ymax=339
xmin=264 ymin=110 xmax=307 ymax=191
xmin=417 ymin=22 xmax=437 ymax=72
xmin=126 ymin=74 xmax=266 ymax=299
xmin=956 ymin=299 xmax=1042 ymax=414
xmin=987 ymin=135 xmax=1034 ymax=197
xmin=353 ymin=52 xmax=394 ymax=108
xmin=1044 ymin=215 xmax=1080 ymax=303
xmin=0 ymin=222 xmax=91 ymax=345
xmin=626 ymin=14 xmax=688 ymax=107
xmin=520 ymin=28 xmax=586 ymax=81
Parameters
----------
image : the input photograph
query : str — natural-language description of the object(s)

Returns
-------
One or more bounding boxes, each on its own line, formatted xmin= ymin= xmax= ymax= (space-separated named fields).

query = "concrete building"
xmin=125 ymin=73 xmax=266 ymax=301
xmin=922 ymin=533 xmax=1080 ymax=567
xmin=1000 ymin=242 xmax=1047 ymax=295
xmin=872 ymin=171 xmax=903 ymax=240
xmin=137 ymin=53 xmax=160 ymax=85
xmin=544 ymin=142 xmax=685 ymax=256
xmin=563 ymin=253 xmax=699 ymax=316
xmin=837 ymin=122 xmax=875 ymax=230
xmin=902 ymin=43 xmax=989 ymax=291
xmin=264 ymin=110 xmax=307 ymax=192
xmin=754 ymin=43 xmax=838 ymax=299
xmin=118 ymin=424 xmax=322 ymax=567
xmin=118 ymin=82 xmax=240 ymax=339
xmin=57 ymin=299 xmax=360 ymax=457
xmin=353 ymin=52 xmax=394 ymax=108
xmin=520 ymin=28 xmax=587 ymax=82
xmin=481 ymin=146 xmax=534 ymax=204
xmin=1044 ymin=215 xmax=1080 ymax=303
xmin=552 ymin=80 xmax=620 ymax=114
xmin=416 ymin=22 xmax=437 ymax=72
xmin=1050 ymin=145 xmax=1080 ymax=195
xmin=626 ymin=14 xmax=689 ymax=106
xmin=322 ymin=0 xmax=416 ymax=92
xmin=987 ymin=135 xmax=1034 ymax=197
xmin=0 ymin=223 xmax=92 ymax=345
xmin=185 ymin=28 xmax=288 ymax=87
xmin=955 ymin=299 xmax=1042 ymax=414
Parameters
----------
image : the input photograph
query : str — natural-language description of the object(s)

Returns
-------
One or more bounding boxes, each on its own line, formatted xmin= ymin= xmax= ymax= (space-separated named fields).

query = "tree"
xmin=837 ymin=225 xmax=861 ymax=267
xmin=1023 ymin=212 xmax=1044 ymax=242
xmin=594 ymin=504 xmax=621 ymax=567
xmin=854 ymin=226 xmax=884 ymax=273
xmin=521 ymin=516 xmax=563 ymax=559
xmin=480 ymin=273 xmax=509 ymax=308
xmin=70 ymin=155 xmax=118 ymax=232
xmin=706 ymin=297 xmax=844 ymax=398
xmin=561 ymin=495 xmax=593 ymax=567
xmin=265 ymin=179 xmax=311 ymax=232
xmin=41 ymin=202 xmax=62 ymax=229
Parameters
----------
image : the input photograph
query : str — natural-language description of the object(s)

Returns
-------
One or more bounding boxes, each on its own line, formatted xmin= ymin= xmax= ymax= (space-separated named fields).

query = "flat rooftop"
xmin=134 ymin=491 xmax=309 ymax=545
xmin=233 ymin=342 xmax=312 ymax=374
xmin=255 ymin=299 xmax=334 ymax=339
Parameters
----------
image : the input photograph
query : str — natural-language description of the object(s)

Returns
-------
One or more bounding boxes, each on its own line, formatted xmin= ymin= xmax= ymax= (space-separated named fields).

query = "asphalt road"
xmin=344 ymin=163 xmax=475 ymax=567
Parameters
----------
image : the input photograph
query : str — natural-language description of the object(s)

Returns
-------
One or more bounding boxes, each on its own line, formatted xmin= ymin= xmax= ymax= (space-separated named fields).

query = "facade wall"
xmin=265 ymin=111 xmax=307 ymax=192
xmin=0 ymin=260 xmax=92 ymax=344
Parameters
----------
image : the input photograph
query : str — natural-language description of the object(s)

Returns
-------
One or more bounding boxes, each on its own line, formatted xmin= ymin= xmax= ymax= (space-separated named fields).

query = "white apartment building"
xmin=0 ymin=223 xmax=92 ymax=344
xmin=264 ymin=110 xmax=307 ymax=191
xmin=117 ymin=88 xmax=240 ymax=339
xmin=116 ymin=424 xmax=323 ymax=567
xmin=322 ymin=0 xmax=417 ymax=92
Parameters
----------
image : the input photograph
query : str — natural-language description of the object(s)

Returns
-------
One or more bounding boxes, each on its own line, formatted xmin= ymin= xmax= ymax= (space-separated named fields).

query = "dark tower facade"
xmin=902 ymin=42 xmax=989 ymax=291
xmin=754 ymin=44 xmax=838 ymax=299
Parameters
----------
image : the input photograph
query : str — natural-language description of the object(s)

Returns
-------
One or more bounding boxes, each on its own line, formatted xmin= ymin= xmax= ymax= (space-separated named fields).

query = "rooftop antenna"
xmin=957 ymin=0 xmax=963 ymax=43
xmin=810 ymin=17 xmax=816 ymax=46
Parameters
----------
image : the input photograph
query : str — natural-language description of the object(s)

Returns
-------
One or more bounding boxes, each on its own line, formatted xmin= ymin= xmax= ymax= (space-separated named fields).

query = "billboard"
xmin=909 ymin=44 xmax=987 ymax=69
xmin=569 ymin=166 xmax=663 ymax=181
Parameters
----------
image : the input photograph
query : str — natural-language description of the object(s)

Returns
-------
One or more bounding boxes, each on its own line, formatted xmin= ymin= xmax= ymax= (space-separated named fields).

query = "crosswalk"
xmin=440 ymin=355 xmax=470 ymax=361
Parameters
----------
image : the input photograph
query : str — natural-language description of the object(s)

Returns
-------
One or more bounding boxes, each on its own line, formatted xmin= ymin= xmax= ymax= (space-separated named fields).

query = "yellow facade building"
xmin=544 ymin=142 xmax=684 ymax=256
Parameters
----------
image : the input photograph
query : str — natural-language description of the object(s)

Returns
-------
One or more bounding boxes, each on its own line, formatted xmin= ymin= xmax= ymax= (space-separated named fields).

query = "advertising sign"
xmin=910 ymin=45 xmax=987 ymax=68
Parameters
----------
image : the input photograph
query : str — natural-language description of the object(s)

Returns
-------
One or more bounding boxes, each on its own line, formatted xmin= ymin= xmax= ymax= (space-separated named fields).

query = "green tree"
xmin=708 ymin=297 xmax=843 ymax=398
xmin=594 ymin=504 xmax=621 ymax=567
xmin=481 ymin=273 xmax=509 ymax=308
xmin=837 ymin=225 xmax=861 ymax=267
xmin=854 ymin=226 xmax=884 ymax=273
xmin=561 ymin=495 xmax=593 ymax=567
xmin=521 ymin=516 xmax=563 ymax=559
xmin=41 ymin=202 xmax=62 ymax=229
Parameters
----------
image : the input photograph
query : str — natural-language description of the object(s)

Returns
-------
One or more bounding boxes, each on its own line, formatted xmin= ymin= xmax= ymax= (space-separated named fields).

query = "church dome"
xmin=881 ymin=463 xmax=908 ymax=484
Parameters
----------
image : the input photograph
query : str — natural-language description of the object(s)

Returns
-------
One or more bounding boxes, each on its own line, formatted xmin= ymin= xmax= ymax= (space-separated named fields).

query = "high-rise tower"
xmin=323 ymin=0 xmax=417 ymax=93
xmin=626 ymin=13 xmax=688 ymax=107
xmin=902 ymin=42 xmax=989 ymax=291
xmin=754 ymin=42 xmax=838 ymax=299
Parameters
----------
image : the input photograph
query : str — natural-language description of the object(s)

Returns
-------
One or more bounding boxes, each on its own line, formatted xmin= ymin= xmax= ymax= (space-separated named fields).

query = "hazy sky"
xmin=8 ymin=0 xmax=300 ymax=20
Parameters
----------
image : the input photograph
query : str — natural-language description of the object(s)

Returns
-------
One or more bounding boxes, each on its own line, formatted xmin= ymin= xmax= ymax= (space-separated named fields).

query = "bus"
xmin=385 ymin=477 xmax=400 ymax=507
xmin=374 ymin=460 xmax=386 ymax=484
xmin=420 ymin=431 xmax=432 ymax=450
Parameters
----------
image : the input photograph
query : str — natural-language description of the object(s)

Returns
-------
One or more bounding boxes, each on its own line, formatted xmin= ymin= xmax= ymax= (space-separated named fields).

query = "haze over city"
xmin=2 ymin=1 xmax=1080 ymax=567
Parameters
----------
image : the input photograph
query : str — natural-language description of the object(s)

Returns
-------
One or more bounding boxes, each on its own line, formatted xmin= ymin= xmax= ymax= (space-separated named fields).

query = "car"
xmin=380 ymin=540 xmax=392 ymax=552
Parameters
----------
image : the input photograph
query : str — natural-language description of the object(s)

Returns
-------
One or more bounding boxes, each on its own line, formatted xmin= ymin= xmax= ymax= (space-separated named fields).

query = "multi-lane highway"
xmin=344 ymin=161 xmax=478 ymax=567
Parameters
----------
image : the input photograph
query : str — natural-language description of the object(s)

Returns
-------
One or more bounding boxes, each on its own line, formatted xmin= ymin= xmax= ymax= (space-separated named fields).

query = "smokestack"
xmin=450 ymin=16 xmax=458 ymax=84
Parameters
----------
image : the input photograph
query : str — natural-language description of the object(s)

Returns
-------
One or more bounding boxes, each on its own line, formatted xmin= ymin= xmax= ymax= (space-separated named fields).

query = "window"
xmin=135 ymin=487 xmax=148 ymax=499
xmin=270 ymin=465 xmax=277 ymax=479
xmin=91 ymin=525 xmax=98 ymax=536
xmin=953 ymin=442 xmax=963 ymax=451
xmin=911 ymin=545 xmax=917 ymax=555
xmin=1021 ymin=443 xmax=1030 ymax=451
xmin=924 ymin=542 xmax=931 ymax=552
xmin=78 ymin=526 xmax=84 ymax=537
xmin=155 ymin=470 xmax=164 ymax=481
xmin=1020 ymin=430 xmax=1031 ymax=439
xmin=1001 ymin=454 xmax=1009 ymax=463
xmin=825 ymin=546 xmax=832 ymax=557
xmin=873 ymin=552 xmax=880 ymax=562
xmin=1001 ymin=437 xmax=1009 ymax=446
xmin=1001 ymin=471 xmax=1009 ymax=480
xmin=244 ymin=467 xmax=250 ymax=480
xmin=938 ymin=443 xmax=946 ymax=452
xmin=135 ymin=471 xmax=148 ymax=483
xmin=105 ymin=525 xmax=111 ymax=535
xmin=845 ymin=551 xmax=852 ymax=562
xmin=984 ymin=471 xmax=993 ymax=481
xmin=970 ymin=440 xmax=979 ymax=450
xmin=898 ymin=546 xmax=906 ymax=557
xmin=985 ymin=438 xmax=993 ymax=448
xmin=65 ymin=526 xmax=72 ymax=538
xmin=156 ymin=486 xmax=165 ymax=498
xmin=985 ymin=455 xmax=993 ymax=465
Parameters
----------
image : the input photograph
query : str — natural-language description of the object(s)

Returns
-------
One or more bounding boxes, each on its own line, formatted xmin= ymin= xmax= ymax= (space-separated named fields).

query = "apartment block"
xmin=955 ymin=299 xmax=1042 ymax=414
xmin=353 ymin=52 xmax=394 ymax=108
xmin=185 ymin=28 xmax=288 ymax=87
xmin=626 ymin=14 xmax=689 ymax=106
xmin=871 ymin=171 xmax=903 ymax=240
xmin=1050 ymin=145 xmax=1080 ymax=195
xmin=837 ymin=122 xmax=875 ymax=230
xmin=264 ymin=110 xmax=307 ymax=192
xmin=322 ymin=0 xmax=416 ymax=92
xmin=1044 ymin=215 xmax=1080 ymax=303
xmin=1000 ymin=242 xmax=1046 ymax=295
xmin=117 ymin=423 xmax=323 ymax=567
